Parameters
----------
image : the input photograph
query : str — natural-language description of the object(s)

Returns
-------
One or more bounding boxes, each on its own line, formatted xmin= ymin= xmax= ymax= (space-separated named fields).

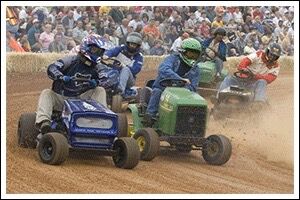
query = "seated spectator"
xmin=18 ymin=34 xmax=31 ymax=52
xmin=48 ymin=33 xmax=67 ymax=53
xmin=170 ymin=32 xmax=189 ymax=53
xmin=27 ymin=18 xmax=42 ymax=52
xmin=39 ymin=23 xmax=54 ymax=52
xmin=150 ymin=39 xmax=165 ymax=56
xmin=72 ymin=20 xmax=87 ymax=45
xmin=243 ymin=40 xmax=256 ymax=55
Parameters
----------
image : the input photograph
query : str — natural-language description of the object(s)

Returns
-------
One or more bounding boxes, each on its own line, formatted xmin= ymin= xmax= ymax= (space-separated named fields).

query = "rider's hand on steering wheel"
xmin=182 ymin=78 xmax=191 ymax=85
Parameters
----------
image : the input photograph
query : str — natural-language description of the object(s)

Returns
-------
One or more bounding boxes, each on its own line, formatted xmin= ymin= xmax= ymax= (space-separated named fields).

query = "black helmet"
xmin=213 ymin=27 xmax=227 ymax=36
xmin=265 ymin=43 xmax=282 ymax=62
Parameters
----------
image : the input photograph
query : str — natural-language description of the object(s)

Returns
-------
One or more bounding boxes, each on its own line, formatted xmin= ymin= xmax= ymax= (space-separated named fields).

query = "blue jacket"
xmin=47 ymin=55 xmax=103 ymax=97
xmin=104 ymin=44 xmax=143 ymax=78
xmin=152 ymin=53 xmax=200 ymax=92
xmin=202 ymin=38 xmax=227 ymax=61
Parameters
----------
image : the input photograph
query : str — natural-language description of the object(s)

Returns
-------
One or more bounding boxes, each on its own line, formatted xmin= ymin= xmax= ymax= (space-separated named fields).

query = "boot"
xmin=142 ymin=113 xmax=155 ymax=127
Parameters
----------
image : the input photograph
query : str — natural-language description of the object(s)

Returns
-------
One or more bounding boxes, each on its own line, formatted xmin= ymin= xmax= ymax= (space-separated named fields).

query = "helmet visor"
xmin=90 ymin=45 xmax=105 ymax=57
xmin=184 ymin=49 xmax=201 ymax=60
xmin=267 ymin=51 xmax=279 ymax=62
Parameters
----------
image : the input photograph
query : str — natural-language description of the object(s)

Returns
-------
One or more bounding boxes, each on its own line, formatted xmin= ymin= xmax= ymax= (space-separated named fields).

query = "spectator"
xmin=61 ymin=10 xmax=75 ymax=30
xmin=27 ymin=18 xmax=41 ymax=52
xmin=72 ymin=20 xmax=86 ymax=45
xmin=143 ymin=18 xmax=161 ymax=39
xmin=48 ymin=33 xmax=67 ymax=53
xmin=202 ymin=27 xmax=227 ymax=79
xmin=243 ymin=40 xmax=256 ymax=55
xmin=170 ymin=32 xmax=189 ymax=53
xmin=150 ymin=39 xmax=165 ymax=56
xmin=115 ymin=18 xmax=129 ymax=45
xmin=211 ymin=15 xmax=224 ymax=29
xmin=141 ymin=34 xmax=151 ymax=55
xmin=39 ymin=23 xmax=54 ymax=52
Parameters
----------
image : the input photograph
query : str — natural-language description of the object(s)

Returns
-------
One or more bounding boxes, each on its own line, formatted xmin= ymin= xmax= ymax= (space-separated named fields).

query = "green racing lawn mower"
xmin=127 ymin=78 xmax=232 ymax=165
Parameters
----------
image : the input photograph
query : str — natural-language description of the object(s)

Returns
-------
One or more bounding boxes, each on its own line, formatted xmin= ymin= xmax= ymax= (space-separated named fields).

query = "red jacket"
xmin=238 ymin=50 xmax=280 ymax=84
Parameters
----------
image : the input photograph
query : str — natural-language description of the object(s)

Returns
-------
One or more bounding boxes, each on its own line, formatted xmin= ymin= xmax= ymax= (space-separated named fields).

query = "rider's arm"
xmin=47 ymin=55 xmax=76 ymax=80
xmin=158 ymin=55 xmax=183 ymax=80
xmin=185 ymin=67 xmax=200 ymax=92
xmin=103 ymin=46 xmax=123 ymax=58
xmin=238 ymin=56 xmax=252 ymax=70
xmin=254 ymin=63 xmax=279 ymax=84
xmin=130 ymin=53 xmax=143 ymax=77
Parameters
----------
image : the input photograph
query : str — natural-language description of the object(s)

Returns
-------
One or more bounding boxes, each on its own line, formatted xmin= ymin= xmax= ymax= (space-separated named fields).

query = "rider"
xmin=201 ymin=27 xmax=227 ymax=80
xmin=102 ymin=32 xmax=143 ymax=98
xmin=217 ymin=42 xmax=282 ymax=109
xmin=35 ymin=34 xmax=114 ymax=134
xmin=143 ymin=38 xmax=203 ymax=127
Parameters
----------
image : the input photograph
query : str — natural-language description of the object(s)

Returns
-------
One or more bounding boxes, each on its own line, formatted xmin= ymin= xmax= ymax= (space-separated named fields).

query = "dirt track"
xmin=6 ymin=70 xmax=294 ymax=194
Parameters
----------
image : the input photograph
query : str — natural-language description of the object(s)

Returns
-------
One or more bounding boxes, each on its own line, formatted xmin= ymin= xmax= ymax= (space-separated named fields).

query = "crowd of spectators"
xmin=6 ymin=5 xmax=294 ymax=56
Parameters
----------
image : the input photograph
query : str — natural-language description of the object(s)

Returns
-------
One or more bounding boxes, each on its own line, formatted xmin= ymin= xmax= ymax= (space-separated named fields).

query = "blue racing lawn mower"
xmin=17 ymin=97 xmax=140 ymax=169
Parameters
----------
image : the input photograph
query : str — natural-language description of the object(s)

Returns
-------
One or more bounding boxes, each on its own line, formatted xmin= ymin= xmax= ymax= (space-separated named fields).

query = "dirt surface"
xmin=6 ymin=69 xmax=295 ymax=194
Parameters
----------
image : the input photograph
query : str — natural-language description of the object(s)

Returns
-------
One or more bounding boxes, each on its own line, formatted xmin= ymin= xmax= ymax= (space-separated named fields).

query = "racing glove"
xmin=59 ymin=75 xmax=71 ymax=83
xmin=88 ymin=79 xmax=98 ymax=88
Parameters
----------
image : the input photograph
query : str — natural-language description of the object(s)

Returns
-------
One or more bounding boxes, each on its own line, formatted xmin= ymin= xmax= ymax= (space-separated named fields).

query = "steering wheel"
xmin=100 ymin=57 xmax=122 ymax=68
xmin=233 ymin=69 xmax=254 ymax=81
xmin=159 ymin=78 xmax=187 ymax=88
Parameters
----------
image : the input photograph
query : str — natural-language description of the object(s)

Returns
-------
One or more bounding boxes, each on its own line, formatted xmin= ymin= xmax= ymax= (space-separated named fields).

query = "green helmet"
xmin=179 ymin=38 xmax=202 ymax=67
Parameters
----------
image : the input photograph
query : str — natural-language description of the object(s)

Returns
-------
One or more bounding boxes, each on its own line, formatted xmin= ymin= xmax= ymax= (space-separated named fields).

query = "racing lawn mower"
xmin=17 ymin=75 xmax=140 ymax=169
xmin=210 ymin=69 xmax=269 ymax=120
xmin=127 ymin=78 xmax=232 ymax=165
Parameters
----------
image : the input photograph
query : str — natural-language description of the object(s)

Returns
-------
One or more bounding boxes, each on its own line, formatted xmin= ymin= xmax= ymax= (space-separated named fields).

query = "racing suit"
xmin=103 ymin=44 xmax=143 ymax=96
xmin=145 ymin=53 xmax=200 ymax=118
xmin=35 ymin=55 xmax=107 ymax=125
xmin=218 ymin=50 xmax=280 ymax=102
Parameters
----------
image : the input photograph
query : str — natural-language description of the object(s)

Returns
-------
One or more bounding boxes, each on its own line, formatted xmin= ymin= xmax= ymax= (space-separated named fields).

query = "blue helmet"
xmin=80 ymin=34 xmax=110 ymax=64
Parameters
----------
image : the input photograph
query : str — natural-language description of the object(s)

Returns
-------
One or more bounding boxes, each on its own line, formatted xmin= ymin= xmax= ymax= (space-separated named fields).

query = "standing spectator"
xmin=39 ymin=23 xmax=54 ymax=52
xmin=48 ymin=33 xmax=67 ymax=53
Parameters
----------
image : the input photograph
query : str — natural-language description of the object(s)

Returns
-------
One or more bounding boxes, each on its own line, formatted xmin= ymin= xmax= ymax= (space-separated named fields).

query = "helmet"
xmin=213 ymin=27 xmax=227 ymax=36
xmin=179 ymin=38 xmax=202 ymax=67
xmin=126 ymin=32 xmax=142 ymax=53
xmin=79 ymin=34 xmax=109 ymax=64
xmin=265 ymin=43 xmax=282 ymax=62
